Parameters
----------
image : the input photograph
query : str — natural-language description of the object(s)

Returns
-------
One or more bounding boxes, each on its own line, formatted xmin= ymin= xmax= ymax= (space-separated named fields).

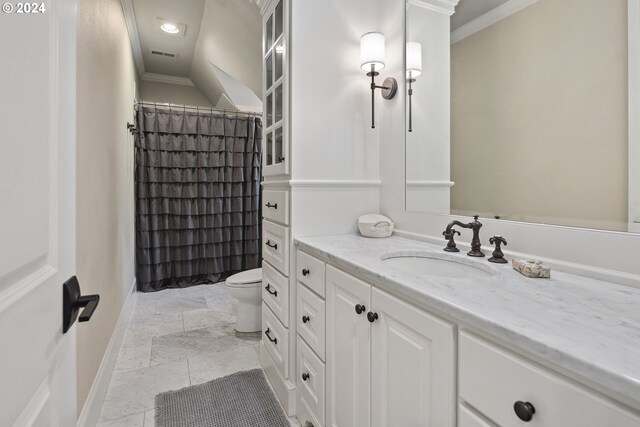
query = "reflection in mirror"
xmin=405 ymin=0 xmax=638 ymax=233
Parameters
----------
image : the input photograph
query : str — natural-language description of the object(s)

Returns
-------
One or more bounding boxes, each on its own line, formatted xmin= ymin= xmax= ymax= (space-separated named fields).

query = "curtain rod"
xmin=134 ymin=100 xmax=262 ymax=118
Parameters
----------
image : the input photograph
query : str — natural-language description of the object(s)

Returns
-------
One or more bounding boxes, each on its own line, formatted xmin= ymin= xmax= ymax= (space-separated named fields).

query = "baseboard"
xmin=260 ymin=343 xmax=297 ymax=416
xmin=77 ymin=277 xmax=137 ymax=427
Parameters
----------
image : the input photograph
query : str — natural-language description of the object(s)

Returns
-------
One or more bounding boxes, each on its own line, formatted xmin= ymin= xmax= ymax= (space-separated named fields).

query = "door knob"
xmin=355 ymin=304 xmax=366 ymax=314
xmin=62 ymin=276 xmax=100 ymax=333
xmin=367 ymin=311 xmax=379 ymax=323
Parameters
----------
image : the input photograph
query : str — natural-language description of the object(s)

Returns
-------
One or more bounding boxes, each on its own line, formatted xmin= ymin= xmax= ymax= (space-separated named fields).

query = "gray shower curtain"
xmin=135 ymin=105 xmax=262 ymax=292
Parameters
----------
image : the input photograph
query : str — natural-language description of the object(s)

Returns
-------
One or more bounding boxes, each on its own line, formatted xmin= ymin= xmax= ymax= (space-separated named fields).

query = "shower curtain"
xmin=134 ymin=105 xmax=262 ymax=292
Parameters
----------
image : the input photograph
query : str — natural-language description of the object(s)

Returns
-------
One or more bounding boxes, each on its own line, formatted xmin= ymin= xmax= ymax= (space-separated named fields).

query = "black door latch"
xmin=63 ymin=276 xmax=100 ymax=333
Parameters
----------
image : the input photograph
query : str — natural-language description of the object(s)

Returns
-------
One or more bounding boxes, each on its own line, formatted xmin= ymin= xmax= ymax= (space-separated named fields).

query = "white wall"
xmin=76 ymin=0 xmax=137 ymax=413
xmin=289 ymin=0 xmax=383 ymax=181
xmin=379 ymin=0 xmax=640 ymax=285
xmin=139 ymin=80 xmax=213 ymax=107
xmin=191 ymin=0 xmax=262 ymax=105
xmin=405 ymin=3 xmax=452 ymax=213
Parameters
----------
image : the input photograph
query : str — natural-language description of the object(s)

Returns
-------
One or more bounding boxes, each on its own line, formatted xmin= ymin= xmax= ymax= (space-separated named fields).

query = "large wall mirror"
xmin=405 ymin=0 xmax=640 ymax=233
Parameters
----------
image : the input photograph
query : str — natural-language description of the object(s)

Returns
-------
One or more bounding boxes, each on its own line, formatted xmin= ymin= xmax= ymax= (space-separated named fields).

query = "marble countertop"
xmin=294 ymin=234 xmax=640 ymax=408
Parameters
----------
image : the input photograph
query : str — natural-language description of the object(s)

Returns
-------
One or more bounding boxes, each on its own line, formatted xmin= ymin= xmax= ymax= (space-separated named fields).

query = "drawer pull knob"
xmin=265 ymin=240 xmax=278 ymax=250
xmin=367 ymin=312 xmax=379 ymax=323
xmin=302 ymin=268 xmax=310 ymax=276
xmin=514 ymin=401 xmax=535 ymax=422
xmin=302 ymin=372 xmax=310 ymax=381
xmin=264 ymin=328 xmax=278 ymax=344
xmin=302 ymin=315 xmax=310 ymax=323
xmin=303 ymin=422 xmax=314 ymax=427
xmin=355 ymin=304 xmax=366 ymax=315
xmin=265 ymin=202 xmax=278 ymax=209
xmin=265 ymin=284 xmax=277 ymax=297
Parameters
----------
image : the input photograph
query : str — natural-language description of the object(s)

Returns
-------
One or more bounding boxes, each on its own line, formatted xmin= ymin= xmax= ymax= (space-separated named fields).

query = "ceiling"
xmin=452 ymin=0 xmax=511 ymax=31
xmin=132 ymin=0 xmax=205 ymax=77
xmin=129 ymin=0 xmax=262 ymax=109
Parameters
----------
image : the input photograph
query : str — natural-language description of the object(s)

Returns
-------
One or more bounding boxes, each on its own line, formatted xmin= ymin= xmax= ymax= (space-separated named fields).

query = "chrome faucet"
xmin=443 ymin=215 xmax=485 ymax=257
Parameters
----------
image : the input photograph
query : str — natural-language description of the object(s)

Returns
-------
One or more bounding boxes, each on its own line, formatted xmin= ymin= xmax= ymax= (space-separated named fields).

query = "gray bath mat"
xmin=155 ymin=369 xmax=290 ymax=427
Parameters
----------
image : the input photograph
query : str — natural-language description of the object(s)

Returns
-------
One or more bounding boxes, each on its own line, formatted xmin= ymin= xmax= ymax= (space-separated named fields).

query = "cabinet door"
xmin=371 ymin=288 xmax=456 ymax=427
xmin=326 ymin=266 xmax=371 ymax=427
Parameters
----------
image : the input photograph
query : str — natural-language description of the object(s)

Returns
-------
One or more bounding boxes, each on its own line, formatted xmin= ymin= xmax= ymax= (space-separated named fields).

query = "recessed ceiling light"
xmin=161 ymin=23 xmax=180 ymax=34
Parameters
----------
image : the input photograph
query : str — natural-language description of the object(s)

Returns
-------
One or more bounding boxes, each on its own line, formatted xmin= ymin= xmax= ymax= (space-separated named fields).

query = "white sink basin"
xmin=381 ymin=250 xmax=497 ymax=279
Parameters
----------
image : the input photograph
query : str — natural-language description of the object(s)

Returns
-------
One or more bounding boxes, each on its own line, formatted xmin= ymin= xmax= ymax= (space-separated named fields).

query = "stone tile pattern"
xmin=97 ymin=283 xmax=281 ymax=426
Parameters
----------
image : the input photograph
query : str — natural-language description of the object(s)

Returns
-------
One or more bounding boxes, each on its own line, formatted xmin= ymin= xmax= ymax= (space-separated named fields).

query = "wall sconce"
xmin=406 ymin=42 xmax=422 ymax=133
xmin=360 ymin=32 xmax=397 ymax=129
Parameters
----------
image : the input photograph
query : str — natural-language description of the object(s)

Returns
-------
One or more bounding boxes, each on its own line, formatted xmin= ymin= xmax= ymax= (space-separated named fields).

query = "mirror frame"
xmin=403 ymin=0 xmax=640 ymax=234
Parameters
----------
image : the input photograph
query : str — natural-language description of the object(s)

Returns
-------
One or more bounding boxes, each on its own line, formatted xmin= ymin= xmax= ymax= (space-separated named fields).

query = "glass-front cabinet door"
xmin=263 ymin=0 xmax=288 ymax=176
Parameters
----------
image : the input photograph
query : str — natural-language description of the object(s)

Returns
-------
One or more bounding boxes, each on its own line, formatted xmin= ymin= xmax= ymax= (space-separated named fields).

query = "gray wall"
xmin=139 ymin=80 xmax=214 ymax=107
xmin=76 ymin=0 xmax=137 ymax=412
xmin=450 ymin=0 xmax=628 ymax=231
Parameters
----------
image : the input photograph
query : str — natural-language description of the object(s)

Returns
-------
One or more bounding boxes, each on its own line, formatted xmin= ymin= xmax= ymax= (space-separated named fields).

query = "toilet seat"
xmin=226 ymin=268 xmax=262 ymax=288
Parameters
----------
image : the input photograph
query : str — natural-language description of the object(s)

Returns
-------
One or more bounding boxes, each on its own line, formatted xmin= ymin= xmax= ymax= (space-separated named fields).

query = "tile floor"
xmin=97 ymin=282 xmax=294 ymax=426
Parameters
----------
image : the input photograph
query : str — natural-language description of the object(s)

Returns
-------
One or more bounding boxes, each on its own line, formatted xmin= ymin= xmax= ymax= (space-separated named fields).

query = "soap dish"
xmin=512 ymin=259 xmax=551 ymax=278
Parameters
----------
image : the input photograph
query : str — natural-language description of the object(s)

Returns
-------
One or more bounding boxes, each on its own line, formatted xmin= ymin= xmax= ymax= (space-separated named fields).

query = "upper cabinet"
xmin=262 ymin=0 xmax=289 ymax=177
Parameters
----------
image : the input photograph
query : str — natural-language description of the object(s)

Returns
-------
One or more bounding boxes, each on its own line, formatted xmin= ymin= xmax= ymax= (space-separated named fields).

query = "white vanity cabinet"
xmin=325 ymin=265 xmax=456 ymax=427
xmin=459 ymin=332 xmax=640 ymax=427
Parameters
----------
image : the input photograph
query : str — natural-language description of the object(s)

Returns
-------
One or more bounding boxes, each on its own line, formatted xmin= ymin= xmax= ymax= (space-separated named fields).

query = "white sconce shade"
xmin=406 ymin=42 xmax=422 ymax=78
xmin=360 ymin=32 xmax=386 ymax=72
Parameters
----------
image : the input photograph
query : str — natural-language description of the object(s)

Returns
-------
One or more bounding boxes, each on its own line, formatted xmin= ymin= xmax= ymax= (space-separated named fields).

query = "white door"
xmin=326 ymin=266 xmax=371 ymax=427
xmin=0 ymin=0 xmax=78 ymax=425
xmin=370 ymin=288 xmax=456 ymax=427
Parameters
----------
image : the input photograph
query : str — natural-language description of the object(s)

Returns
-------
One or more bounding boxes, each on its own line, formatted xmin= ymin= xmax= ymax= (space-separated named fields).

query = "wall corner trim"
xmin=77 ymin=278 xmax=137 ymax=427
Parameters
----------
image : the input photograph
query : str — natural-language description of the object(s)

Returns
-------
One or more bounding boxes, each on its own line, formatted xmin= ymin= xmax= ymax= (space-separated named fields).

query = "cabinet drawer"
xmin=297 ymin=251 xmax=325 ymax=297
xmin=297 ymin=337 xmax=326 ymax=426
xmin=459 ymin=405 xmax=494 ymax=427
xmin=262 ymin=303 xmax=289 ymax=380
xmin=459 ymin=331 xmax=640 ymax=427
xmin=263 ymin=190 xmax=289 ymax=226
xmin=297 ymin=283 xmax=326 ymax=360
xmin=296 ymin=391 xmax=322 ymax=427
xmin=262 ymin=261 xmax=289 ymax=327
xmin=263 ymin=220 xmax=289 ymax=275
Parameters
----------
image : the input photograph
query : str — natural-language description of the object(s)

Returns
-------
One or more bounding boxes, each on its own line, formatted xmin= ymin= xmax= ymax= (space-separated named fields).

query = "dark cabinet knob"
xmin=355 ymin=304 xmax=366 ymax=315
xmin=302 ymin=268 xmax=310 ymax=276
xmin=302 ymin=372 xmax=310 ymax=381
xmin=367 ymin=312 xmax=379 ymax=323
xmin=265 ymin=284 xmax=278 ymax=297
xmin=302 ymin=315 xmax=310 ymax=324
xmin=303 ymin=422 xmax=314 ymax=427
xmin=514 ymin=401 xmax=535 ymax=422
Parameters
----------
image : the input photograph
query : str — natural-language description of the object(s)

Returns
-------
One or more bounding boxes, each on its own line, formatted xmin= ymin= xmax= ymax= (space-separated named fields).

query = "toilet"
xmin=225 ymin=268 xmax=263 ymax=333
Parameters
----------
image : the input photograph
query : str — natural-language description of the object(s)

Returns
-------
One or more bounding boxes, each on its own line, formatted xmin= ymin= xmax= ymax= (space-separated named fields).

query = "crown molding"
xmin=120 ymin=0 xmax=145 ymax=77
xmin=451 ymin=0 xmax=539 ymax=44
xmin=141 ymin=73 xmax=195 ymax=87
xmin=408 ymin=0 xmax=459 ymax=16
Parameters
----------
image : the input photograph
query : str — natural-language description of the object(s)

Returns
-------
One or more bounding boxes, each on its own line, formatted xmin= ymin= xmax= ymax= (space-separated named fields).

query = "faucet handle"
xmin=443 ymin=229 xmax=461 ymax=252
xmin=473 ymin=214 xmax=480 ymax=221
xmin=488 ymin=235 xmax=508 ymax=264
